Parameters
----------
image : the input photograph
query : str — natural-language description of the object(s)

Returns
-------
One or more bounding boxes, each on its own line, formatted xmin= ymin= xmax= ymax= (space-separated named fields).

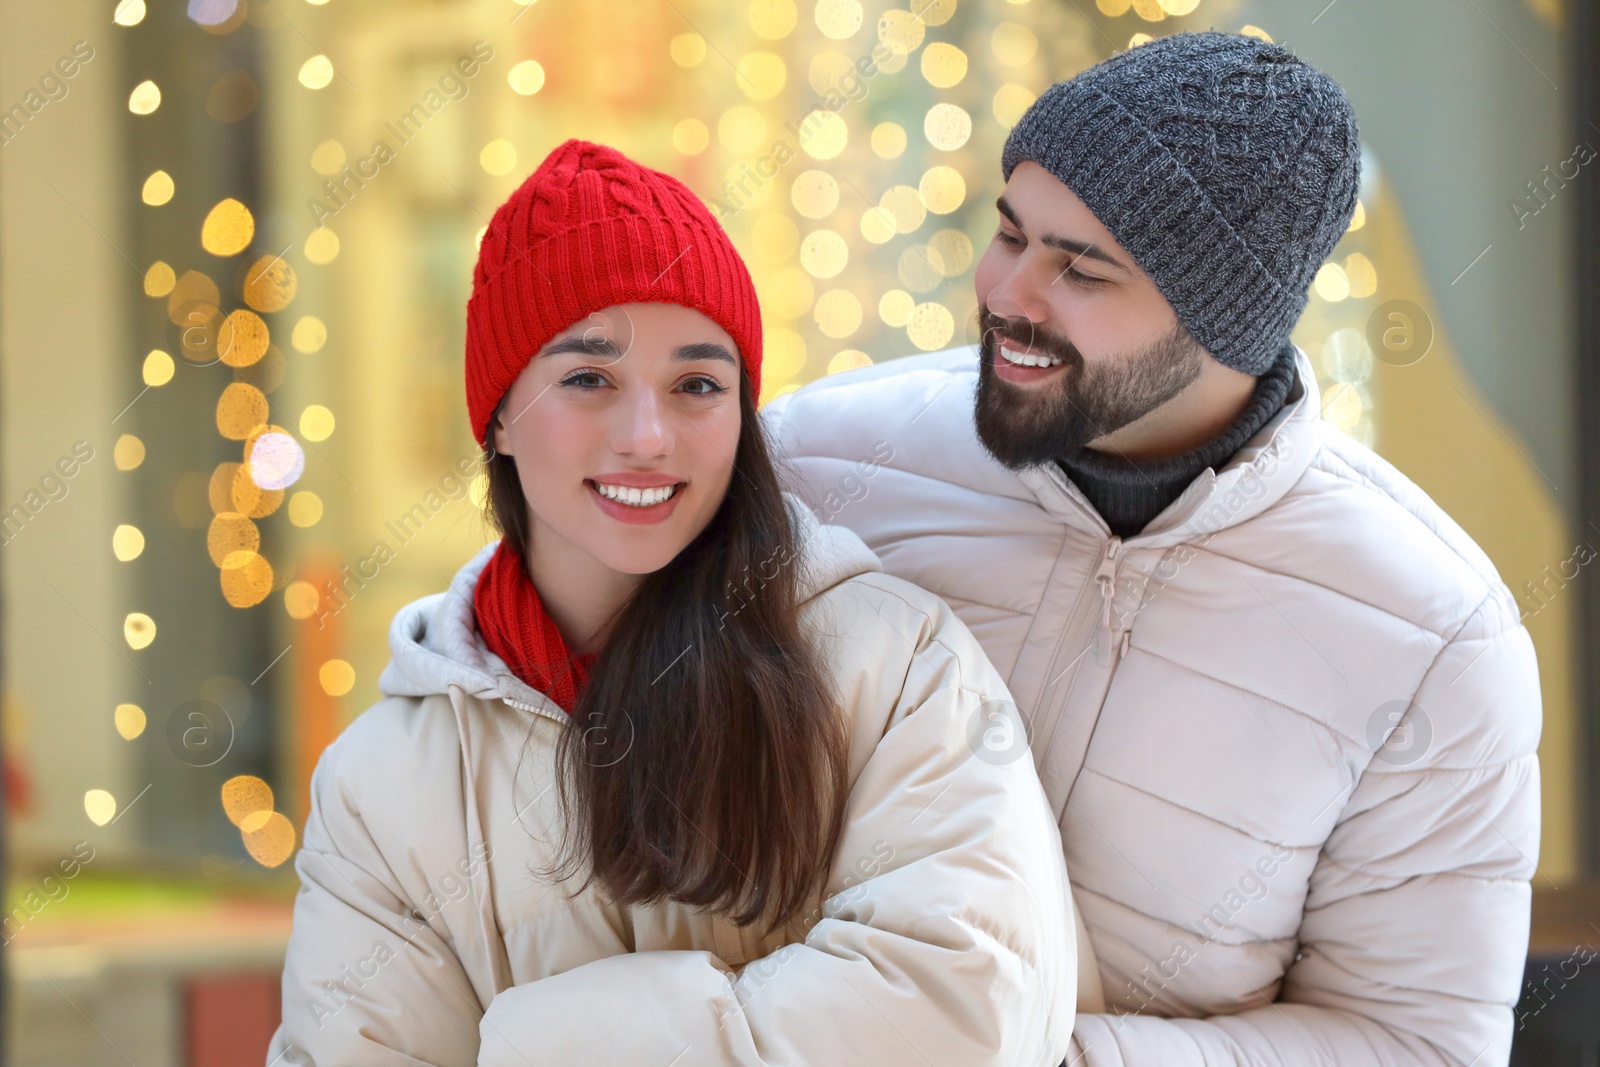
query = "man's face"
xmin=971 ymin=161 xmax=1208 ymax=469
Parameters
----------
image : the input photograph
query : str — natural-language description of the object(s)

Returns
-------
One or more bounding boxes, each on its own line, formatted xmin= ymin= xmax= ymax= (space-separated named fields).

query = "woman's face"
xmin=491 ymin=302 xmax=742 ymax=577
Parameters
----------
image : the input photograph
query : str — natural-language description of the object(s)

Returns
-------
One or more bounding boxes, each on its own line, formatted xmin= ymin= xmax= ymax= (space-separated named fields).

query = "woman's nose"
xmin=609 ymin=384 xmax=673 ymax=459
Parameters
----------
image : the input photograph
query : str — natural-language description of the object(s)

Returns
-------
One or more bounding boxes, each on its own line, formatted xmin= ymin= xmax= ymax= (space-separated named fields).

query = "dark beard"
xmin=972 ymin=305 xmax=1205 ymax=470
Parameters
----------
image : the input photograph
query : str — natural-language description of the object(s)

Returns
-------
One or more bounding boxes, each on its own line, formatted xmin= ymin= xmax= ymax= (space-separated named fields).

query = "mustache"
xmin=976 ymin=307 xmax=1081 ymax=367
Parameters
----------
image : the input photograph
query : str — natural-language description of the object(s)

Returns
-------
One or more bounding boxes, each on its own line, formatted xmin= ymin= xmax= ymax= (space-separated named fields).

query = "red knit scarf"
xmin=472 ymin=539 xmax=596 ymax=716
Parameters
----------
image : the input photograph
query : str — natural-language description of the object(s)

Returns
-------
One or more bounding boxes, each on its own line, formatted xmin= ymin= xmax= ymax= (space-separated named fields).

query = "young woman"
xmin=270 ymin=139 xmax=1076 ymax=1066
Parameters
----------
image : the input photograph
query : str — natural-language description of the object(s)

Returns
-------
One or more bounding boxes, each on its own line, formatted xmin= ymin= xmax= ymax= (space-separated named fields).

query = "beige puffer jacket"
xmin=762 ymin=344 xmax=1542 ymax=1067
xmin=267 ymin=494 xmax=1076 ymax=1066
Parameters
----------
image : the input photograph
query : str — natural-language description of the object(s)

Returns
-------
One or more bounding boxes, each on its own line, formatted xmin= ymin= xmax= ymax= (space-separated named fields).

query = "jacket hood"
xmin=376 ymin=490 xmax=883 ymax=713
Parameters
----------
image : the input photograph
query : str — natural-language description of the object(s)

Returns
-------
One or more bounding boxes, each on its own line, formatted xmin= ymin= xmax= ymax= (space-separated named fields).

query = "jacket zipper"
xmin=1093 ymin=536 xmax=1125 ymax=665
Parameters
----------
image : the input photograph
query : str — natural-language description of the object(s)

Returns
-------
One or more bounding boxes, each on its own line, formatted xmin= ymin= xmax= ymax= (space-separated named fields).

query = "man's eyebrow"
xmin=995 ymin=195 xmax=1134 ymax=275
xmin=537 ymin=335 xmax=737 ymax=364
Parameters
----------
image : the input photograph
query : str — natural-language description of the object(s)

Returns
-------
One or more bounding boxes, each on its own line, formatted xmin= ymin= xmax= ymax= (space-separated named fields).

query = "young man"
xmin=764 ymin=31 xmax=1541 ymax=1067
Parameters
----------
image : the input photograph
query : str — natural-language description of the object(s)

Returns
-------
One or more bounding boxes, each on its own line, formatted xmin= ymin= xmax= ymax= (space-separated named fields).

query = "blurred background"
xmin=1 ymin=0 xmax=1595 ymax=1063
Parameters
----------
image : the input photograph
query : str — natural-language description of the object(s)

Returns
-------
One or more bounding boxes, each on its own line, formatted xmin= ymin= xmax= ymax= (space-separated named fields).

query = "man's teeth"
xmin=593 ymin=481 xmax=679 ymax=507
xmin=999 ymin=343 xmax=1064 ymax=368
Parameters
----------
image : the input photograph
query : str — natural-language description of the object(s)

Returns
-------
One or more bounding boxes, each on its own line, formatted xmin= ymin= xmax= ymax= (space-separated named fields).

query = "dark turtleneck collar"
xmin=1054 ymin=343 xmax=1299 ymax=538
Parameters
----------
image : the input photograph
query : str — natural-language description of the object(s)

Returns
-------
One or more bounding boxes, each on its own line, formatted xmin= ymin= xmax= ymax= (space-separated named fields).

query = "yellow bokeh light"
xmin=672 ymin=118 xmax=710 ymax=155
xmin=288 ymin=490 xmax=323 ymax=527
xmin=764 ymin=328 xmax=808 ymax=381
xmin=670 ymin=33 xmax=707 ymax=67
xmin=750 ymin=0 xmax=797 ymax=38
xmin=113 ymin=524 xmax=145 ymax=562
xmin=1322 ymin=381 xmax=1363 ymax=431
xmin=907 ymin=302 xmax=955 ymax=350
xmin=814 ymin=0 xmax=863 ymax=39
xmin=128 ymin=80 xmax=161 ymax=115
xmin=320 ymin=659 xmax=356 ymax=696
xmin=114 ymin=703 xmax=146 ymax=740
xmin=827 ymin=349 xmax=873 ymax=375
xmin=222 ymin=775 xmax=275 ymax=826
xmin=310 ymin=139 xmax=345 ymax=175
xmin=284 ymin=579 xmax=322 ymax=618
xmin=201 ymin=198 xmax=255 ymax=257
xmin=718 ymin=106 xmax=768 ymax=155
xmin=1129 ymin=32 xmax=1154 ymax=48
xmin=481 ymin=139 xmax=518 ymax=176
xmin=1313 ymin=262 xmax=1351 ymax=302
xmin=924 ymin=103 xmax=971 ymax=151
xmin=114 ymin=434 xmax=145 ymax=471
xmin=242 ymin=810 xmax=297 ymax=868
xmin=878 ymin=9 xmax=926 ymax=54
xmin=208 ymin=512 xmax=259 ymax=567
xmin=221 ymin=550 xmax=274 ymax=608
xmin=217 ymin=381 xmax=269 ymax=440
xmin=992 ymin=22 xmax=1039 ymax=66
xmin=921 ymin=42 xmax=967 ymax=88
xmin=879 ymin=185 xmax=926 ymax=234
xmin=752 ymin=215 xmax=799 ymax=263
xmin=244 ymin=254 xmax=298 ymax=313
xmin=929 ymin=228 xmax=974 ymax=278
xmin=509 ymin=60 xmax=545 ymax=95
xmin=298 ymin=54 xmax=334 ymax=90
xmin=85 ymin=789 xmax=117 ymax=827
xmin=791 ymin=170 xmax=840 ymax=219
xmin=292 ymin=315 xmax=327 ymax=353
xmin=142 ymin=170 xmax=174 ymax=206
xmin=124 ymin=612 xmax=156 ymax=650
xmin=143 ymin=349 xmax=175 ymax=386
xmin=880 ymin=289 xmax=915 ymax=327
xmin=800 ymin=111 xmax=847 ymax=159
xmin=757 ymin=266 xmax=814 ymax=319
xmin=859 ymin=205 xmax=897 ymax=245
xmin=1130 ymin=0 xmax=1166 ymax=21
xmin=144 ymin=261 xmax=176 ymax=297
xmin=1159 ymin=0 xmax=1201 ymax=13
xmin=300 ymin=404 xmax=336 ymax=441
xmin=814 ymin=289 xmax=862 ymax=338
xmin=871 ymin=122 xmax=906 ymax=159
xmin=736 ymin=52 xmax=787 ymax=101
xmin=898 ymin=244 xmax=945 ymax=293
xmin=808 ymin=52 xmax=853 ymax=95
xmin=1096 ymin=0 xmax=1132 ymax=13
xmin=1347 ymin=199 xmax=1366 ymax=232
xmin=919 ymin=166 xmax=966 ymax=214
xmin=799 ymin=229 xmax=848 ymax=278
xmin=993 ymin=84 xmax=1037 ymax=129
xmin=218 ymin=309 xmax=269 ymax=367
xmin=1240 ymin=25 xmax=1274 ymax=43
xmin=305 ymin=227 xmax=340 ymax=264
xmin=114 ymin=0 xmax=146 ymax=26
xmin=1343 ymin=252 xmax=1378 ymax=298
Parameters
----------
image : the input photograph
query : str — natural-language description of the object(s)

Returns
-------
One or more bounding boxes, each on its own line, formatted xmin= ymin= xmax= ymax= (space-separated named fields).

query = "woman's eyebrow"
xmin=538 ymin=335 xmax=625 ymax=359
xmin=673 ymin=341 xmax=737 ymax=364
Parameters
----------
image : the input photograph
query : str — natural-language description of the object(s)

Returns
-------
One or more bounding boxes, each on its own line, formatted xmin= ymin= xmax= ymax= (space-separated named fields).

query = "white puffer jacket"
xmin=267 ymin=494 xmax=1076 ymax=1066
xmin=762 ymin=344 xmax=1542 ymax=1067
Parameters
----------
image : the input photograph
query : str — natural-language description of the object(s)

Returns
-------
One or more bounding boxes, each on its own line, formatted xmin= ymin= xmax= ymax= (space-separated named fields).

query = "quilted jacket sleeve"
xmin=476 ymin=576 xmax=1077 ymax=1067
xmin=1067 ymin=589 xmax=1542 ymax=1067
xmin=267 ymin=721 xmax=485 ymax=1067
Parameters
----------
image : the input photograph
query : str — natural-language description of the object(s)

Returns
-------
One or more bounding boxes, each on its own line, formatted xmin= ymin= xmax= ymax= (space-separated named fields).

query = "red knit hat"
xmin=464 ymin=139 xmax=763 ymax=447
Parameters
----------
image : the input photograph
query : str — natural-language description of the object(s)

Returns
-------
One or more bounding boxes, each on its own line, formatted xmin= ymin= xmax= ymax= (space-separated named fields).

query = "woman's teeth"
xmin=592 ymin=481 xmax=679 ymax=507
xmin=999 ymin=343 xmax=1064 ymax=368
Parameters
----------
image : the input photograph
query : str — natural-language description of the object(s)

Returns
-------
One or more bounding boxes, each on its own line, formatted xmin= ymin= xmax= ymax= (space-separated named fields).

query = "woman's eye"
xmin=681 ymin=376 xmax=727 ymax=396
xmin=558 ymin=370 xmax=607 ymax=388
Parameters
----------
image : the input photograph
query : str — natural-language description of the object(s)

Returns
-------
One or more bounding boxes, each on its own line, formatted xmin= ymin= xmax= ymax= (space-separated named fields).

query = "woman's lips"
xmin=585 ymin=479 xmax=687 ymax=526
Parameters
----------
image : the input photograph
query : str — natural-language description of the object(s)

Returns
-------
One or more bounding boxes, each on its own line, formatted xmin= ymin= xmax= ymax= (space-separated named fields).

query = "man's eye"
xmin=995 ymin=230 xmax=1023 ymax=247
xmin=1062 ymin=266 xmax=1107 ymax=287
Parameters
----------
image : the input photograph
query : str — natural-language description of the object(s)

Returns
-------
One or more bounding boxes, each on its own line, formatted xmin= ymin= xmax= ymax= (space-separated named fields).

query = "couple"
xmin=271 ymin=32 xmax=1541 ymax=1067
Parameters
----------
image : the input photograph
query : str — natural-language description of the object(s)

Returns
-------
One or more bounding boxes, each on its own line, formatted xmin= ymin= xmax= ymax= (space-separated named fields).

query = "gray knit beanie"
xmin=1000 ymin=31 xmax=1360 ymax=375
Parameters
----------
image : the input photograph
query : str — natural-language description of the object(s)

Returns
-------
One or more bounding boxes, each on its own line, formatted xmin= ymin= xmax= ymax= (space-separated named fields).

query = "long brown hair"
xmin=484 ymin=370 xmax=850 ymax=933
